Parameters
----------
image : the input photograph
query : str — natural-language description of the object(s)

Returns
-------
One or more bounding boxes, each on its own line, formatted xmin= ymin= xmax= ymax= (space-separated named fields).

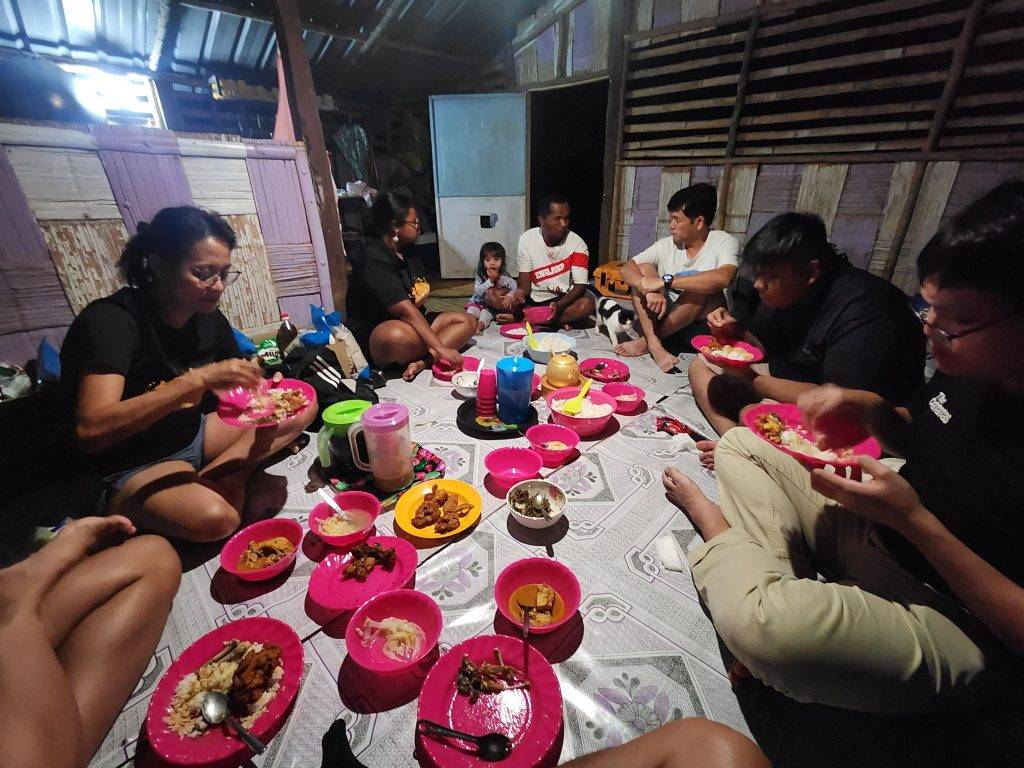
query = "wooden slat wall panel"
xmin=592 ymin=0 xmax=612 ymax=70
xmin=627 ymin=165 xmax=663 ymax=257
xmin=745 ymin=164 xmax=803 ymax=238
xmin=266 ymin=244 xmax=321 ymax=298
xmin=615 ymin=165 xmax=637 ymax=260
xmin=570 ymin=0 xmax=597 ymax=74
xmin=516 ymin=40 xmax=540 ymax=84
xmin=0 ymin=148 xmax=74 ymax=339
xmin=181 ymin=157 xmax=257 ymax=215
xmin=536 ymin=24 xmax=559 ymax=81
xmin=722 ymin=164 xmax=757 ymax=240
xmin=278 ymin=293 xmax=323 ymax=328
xmin=246 ymin=157 xmax=311 ymax=245
xmin=796 ymin=164 xmax=849 ymax=232
xmin=656 ymin=167 xmax=692 ymax=238
xmin=6 ymin=147 xmax=119 ymax=220
xmin=890 ymin=161 xmax=960 ymax=293
xmin=97 ymin=149 xmax=193 ymax=233
xmin=939 ymin=161 xmax=1024 ymax=227
xmin=830 ymin=163 xmax=895 ymax=270
xmin=683 ymin=1 xmax=721 ymax=23
xmin=216 ymin=214 xmax=281 ymax=330
xmin=869 ymin=162 xmax=920 ymax=277
xmin=652 ymin=0 xmax=681 ymax=28
xmin=41 ymin=219 xmax=129 ymax=315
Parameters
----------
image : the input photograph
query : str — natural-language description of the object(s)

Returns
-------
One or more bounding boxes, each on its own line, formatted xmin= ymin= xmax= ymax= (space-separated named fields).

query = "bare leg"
xmin=615 ymin=291 xmax=653 ymax=357
xmin=1 ymin=520 xmax=180 ymax=768
xmin=562 ymin=718 xmax=767 ymax=768
xmin=663 ymin=468 xmax=731 ymax=541
xmin=370 ymin=313 xmax=477 ymax=381
xmin=555 ymin=292 xmax=596 ymax=327
xmin=689 ymin=356 xmax=740 ymax=437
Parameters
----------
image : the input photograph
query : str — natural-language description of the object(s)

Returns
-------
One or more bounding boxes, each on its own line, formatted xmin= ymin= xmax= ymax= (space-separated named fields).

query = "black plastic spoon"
xmin=417 ymin=719 xmax=513 ymax=762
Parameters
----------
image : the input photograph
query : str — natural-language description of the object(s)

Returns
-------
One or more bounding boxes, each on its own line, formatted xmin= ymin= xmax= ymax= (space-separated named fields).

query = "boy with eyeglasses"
xmin=661 ymin=180 xmax=1024 ymax=715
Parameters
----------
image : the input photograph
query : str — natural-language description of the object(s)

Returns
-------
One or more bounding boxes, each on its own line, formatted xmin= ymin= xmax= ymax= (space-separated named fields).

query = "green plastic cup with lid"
xmin=317 ymin=399 xmax=373 ymax=469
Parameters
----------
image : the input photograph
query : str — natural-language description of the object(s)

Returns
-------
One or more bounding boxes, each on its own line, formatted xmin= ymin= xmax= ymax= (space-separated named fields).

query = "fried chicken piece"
xmin=228 ymin=644 xmax=282 ymax=714
xmin=426 ymin=484 xmax=448 ymax=506
xmin=412 ymin=499 xmax=442 ymax=528
xmin=434 ymin=513 xmax=461 ymax=534
xmin=343 ymin=544 xmax=397 ymax=580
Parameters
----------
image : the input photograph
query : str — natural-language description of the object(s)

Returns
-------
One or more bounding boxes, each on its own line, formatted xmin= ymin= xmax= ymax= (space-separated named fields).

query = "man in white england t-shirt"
xmin=618 ymin=184 xmax=740 ymax=372
xmin=514 ymin=195 xmax=596 ymax=328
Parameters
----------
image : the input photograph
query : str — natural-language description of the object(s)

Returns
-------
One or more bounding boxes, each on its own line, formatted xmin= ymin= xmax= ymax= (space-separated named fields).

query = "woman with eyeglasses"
xmin=60 ymin=206 xmax=315 ymax=542
xmin=346 ymin=192 xmax=476 ymax=381
xmin=659 ymin=181 xmax=1024 ymax=723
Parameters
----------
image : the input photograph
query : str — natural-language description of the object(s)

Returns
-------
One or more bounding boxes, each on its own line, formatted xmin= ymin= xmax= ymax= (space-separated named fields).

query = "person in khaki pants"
xmin=662 ymin=180 xmax=1024 ymax=713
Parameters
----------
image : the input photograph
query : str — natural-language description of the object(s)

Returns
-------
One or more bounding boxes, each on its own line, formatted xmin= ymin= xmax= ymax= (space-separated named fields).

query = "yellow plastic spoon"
xmin=525 ymin=320 xmax=538 ymax=350
xmin=561 ymin=377 xmax=592 ymax=416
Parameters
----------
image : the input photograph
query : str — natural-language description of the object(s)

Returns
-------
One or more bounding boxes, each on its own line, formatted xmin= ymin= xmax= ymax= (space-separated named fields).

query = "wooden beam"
xmin=513 ymin=0 xmax=590 ymax=55
xmin=270 ymin=0 xmax=347 ymax=310
xmin=598 ymin=0 xmax=633 ymax=264
xmin=881 ymin=0 xmax=987 ymax=281
xmin=616 ymin=146 xmax=1024 ymax=165
xmin=359 ymin=0 xmax=408 ymax=55
xmin=557 ymin=13 xmax=570 ymax=79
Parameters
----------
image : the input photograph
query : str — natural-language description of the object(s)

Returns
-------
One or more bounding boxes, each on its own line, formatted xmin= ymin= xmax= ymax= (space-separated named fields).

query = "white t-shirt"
xmin=631 ymin=230 xmax=740 ymax=280
xmin=517 ymin=228 xmax=590 ymax=302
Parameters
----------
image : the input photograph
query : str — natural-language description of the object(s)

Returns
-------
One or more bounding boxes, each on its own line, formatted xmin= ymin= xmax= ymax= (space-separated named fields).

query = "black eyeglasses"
xmin=191 ymin=267 xmax=242 ymax=287
xmin=915 ymin=304 xmax=1017 ymax=349
xmin=403 ymin=220 xmax=422 ymax=230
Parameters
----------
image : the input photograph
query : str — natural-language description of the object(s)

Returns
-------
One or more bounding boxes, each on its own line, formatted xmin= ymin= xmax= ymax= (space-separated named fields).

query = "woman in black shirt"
xmin=346 ymin=193 xmax=476 ymax=381
xmin=61 ymin=207 xmax=314 ymax=542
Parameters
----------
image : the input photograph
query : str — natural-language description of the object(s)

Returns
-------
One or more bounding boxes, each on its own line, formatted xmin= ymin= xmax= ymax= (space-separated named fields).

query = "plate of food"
xmin=690 ymin=335 xmax=764 ymax=367
xmin=578 ymin=357 xmax=629 ymax=382
xmin=146 ymin=617 xmax=303 ymax=766
xmin=416 ymin=634 xmax=563 ymax=768
xmin=742 ymin=403 xmax=880 ymax=468
xmin=217 ymin=377 xmax=316 ymax=428
xmin=500 ymin=323 xmax=529 ymax=339
xmin=307 ymin=536 xmax=417 ymax=612
xmin=393 ymin=479 xmax=482 ymax=539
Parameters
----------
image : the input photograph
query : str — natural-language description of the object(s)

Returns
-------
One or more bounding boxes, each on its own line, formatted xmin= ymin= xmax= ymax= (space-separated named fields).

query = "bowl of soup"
xmin=494 ymin=558 xmax=581 ymax=634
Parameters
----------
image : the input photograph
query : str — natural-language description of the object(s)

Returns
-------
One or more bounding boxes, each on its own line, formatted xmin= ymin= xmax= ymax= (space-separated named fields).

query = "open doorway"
xmin=529 ymin=79 xmax=608 ymax=269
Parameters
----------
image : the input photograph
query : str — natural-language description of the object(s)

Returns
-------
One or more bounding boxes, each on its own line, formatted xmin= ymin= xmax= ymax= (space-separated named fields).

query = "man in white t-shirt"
xmin=618 ymin=184 xmax=740 ymax=372
xmin=513 ymin=195 xmax=596 ymax=327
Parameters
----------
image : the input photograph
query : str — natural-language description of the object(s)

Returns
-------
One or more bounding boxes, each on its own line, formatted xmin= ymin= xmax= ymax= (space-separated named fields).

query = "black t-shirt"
xmin=882 ymin=373 xmax=1024 ymax=589
xmin=345 ymin=240 xmax=424 ymax=345
xmin=736 ymin=261 xmax=925 ymax=405
xmin=60 ymin=287 xmax=240 ymax=476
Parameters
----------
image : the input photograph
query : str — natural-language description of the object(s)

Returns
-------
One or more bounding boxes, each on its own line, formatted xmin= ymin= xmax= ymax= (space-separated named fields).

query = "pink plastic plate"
xmin=601 ymin=382 xmax=646 ymax=414
xmin=494 ymin=557 xmax=582 ymax=635
xmin=308 ymin=491 xmax=381 ymax=548
xmin=345 ymin=588 xmax=443 ymax=673
xmin=484 ymin=447 xmax=544 ymax=488
xmin=690 ymin=335 xmax=764 ymax=368
xmin=500 ymin=323 xmax=528 ymax=339
xmin=578 ymin=357 xmax=630 ymax=383
xmin=216 ymin=377 xmax=316 ymax=428
xmin=525 ymin=423 xmax=580 ymax=467
xmin=219 ymin=518 xmax=303 ymax=582
xmin=416 ymin=634 xmax=563 ymax=768
xmin=433 ymin=356 xmax=481 ymax=382
xmin=742 ymin=403 xmax=881 ymax=469
xmin=307 ymin=536 xmax=417 ymax=612
xmin=146 ymin=617 xmax=303 ymax=766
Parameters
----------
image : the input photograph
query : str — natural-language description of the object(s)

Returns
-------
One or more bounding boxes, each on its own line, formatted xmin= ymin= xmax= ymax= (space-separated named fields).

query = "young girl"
xmin=467 ymin=242 xmax=518 ymax=332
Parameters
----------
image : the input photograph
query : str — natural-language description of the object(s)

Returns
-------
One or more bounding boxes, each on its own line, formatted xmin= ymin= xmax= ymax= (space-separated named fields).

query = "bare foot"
xmin=614 ymin=337 xmax=648 ymax=357
xmin=402 ymin=360 xmax=427 ymax=381
xmin=652 ymin=347 xmax=680 ymax=373
xmin=695 ymin=439 xmax=718 ymax=471
xmin=662 ymin=467 xmax=730 ymax=540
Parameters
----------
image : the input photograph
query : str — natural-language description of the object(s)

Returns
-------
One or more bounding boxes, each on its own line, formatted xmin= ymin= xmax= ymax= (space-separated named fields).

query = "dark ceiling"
xmin=0 ymin=0 xmax=546 ymax=102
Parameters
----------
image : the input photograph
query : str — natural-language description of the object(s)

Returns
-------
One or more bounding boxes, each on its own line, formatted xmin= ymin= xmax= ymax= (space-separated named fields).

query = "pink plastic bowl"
xmin=523 ymin=305 xmax=555 ymax=325
xmin=601 ymin=382 xmax=647 ymax=415
xmin=220 ymin=517 xmax=303 ymax=582
xmin=484 ymin=447 xmax=543 ymax=488
xmin=308 ymin=491 xmax=381 ymax=548
xmin=345 ymin=588 xmax=443 ymax=673
xmin=494 ymin=558 xmax=582 ymax=635
xmin=432 ymin=355 xmax=480 ymax=382
xmin=525 ymin=424 xmax=580 ymax=467
xmin=546 ymin=386 xmax=617 ymax=437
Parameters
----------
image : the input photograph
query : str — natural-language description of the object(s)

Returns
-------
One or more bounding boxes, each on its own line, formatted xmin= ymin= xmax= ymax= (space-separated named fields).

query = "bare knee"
xmin=659 ymin=718 xmax=767 ymax=767
xmin=123 ymin=535 xmax=181 ymax=594
xmin=188 ymin=498 xmax=241 ymax=543
xmin=575 ymin=293 xmax=596 ymax=316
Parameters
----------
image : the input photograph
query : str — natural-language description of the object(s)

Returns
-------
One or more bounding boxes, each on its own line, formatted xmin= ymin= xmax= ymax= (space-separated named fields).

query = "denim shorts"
xmin=98 ymin=414 xmax=207 ymax=507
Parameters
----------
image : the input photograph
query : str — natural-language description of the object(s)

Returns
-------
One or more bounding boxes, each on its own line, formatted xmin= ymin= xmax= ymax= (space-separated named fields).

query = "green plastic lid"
xmin=322 ymin=399 xmax=372 ymax=429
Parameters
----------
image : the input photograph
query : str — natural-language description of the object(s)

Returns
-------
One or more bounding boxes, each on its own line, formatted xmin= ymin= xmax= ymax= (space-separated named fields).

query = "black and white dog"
xmin=594 ymin=296 xmax=635 ymax=345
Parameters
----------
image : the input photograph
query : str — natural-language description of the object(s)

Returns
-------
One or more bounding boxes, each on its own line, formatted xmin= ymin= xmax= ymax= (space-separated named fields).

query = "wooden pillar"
xmin=598 ymin=0 xmax=634 ymax=264
xmin=270 ymin=0 xmax=348 ymax=309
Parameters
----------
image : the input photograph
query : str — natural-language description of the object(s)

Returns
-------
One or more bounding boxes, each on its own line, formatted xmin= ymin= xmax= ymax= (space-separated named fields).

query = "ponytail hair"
xmin=365 ymin=192 xmax=414 ymax=239
xmin=118 ymin=206 xmax=237 ymax=289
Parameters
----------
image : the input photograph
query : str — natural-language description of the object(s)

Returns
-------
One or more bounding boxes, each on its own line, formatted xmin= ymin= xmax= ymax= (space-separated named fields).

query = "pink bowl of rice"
xmin=546 ymin=386 xmax=617 ymax=437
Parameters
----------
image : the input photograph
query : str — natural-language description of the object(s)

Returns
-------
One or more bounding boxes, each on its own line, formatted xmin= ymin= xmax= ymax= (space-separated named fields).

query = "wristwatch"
xmin=662 ymin=274 xmax=674 ymax=290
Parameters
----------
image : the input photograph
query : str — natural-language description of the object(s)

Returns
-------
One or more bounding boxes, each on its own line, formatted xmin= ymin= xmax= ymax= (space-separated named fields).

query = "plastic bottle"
xmin=276 ymin=312 xmax=298 ymax=355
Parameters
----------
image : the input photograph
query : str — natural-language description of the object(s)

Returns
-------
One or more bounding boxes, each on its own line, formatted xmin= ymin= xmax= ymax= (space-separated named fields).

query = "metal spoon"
xmin=417 ymin=719 xmax=512 ymax=762
xmin=201 ymin=691 xmax=266 ymax=754
xmin=517 ymin=602 xmax=532 ymax=677
xmin=318 ymin=487 xmax=353 ymax=524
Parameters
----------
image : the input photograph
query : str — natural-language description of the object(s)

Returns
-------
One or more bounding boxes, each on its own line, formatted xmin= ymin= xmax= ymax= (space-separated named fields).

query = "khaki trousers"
xmin=688 ymin=427 xmax=1015 ymax=713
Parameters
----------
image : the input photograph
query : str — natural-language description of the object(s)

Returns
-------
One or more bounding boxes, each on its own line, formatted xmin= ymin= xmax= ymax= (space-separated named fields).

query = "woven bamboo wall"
xmin=514 ymin=0 xmax=614 ymax=86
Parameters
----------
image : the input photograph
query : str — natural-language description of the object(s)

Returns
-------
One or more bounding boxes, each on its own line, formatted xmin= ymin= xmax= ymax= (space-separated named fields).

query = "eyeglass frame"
xmin=190 ymin=267 xmax=243 ymax=287
xmin=914 ymin=303 xmax=1017 ymax=347
xmin=401 ymin=219 xmax=422 ymax=230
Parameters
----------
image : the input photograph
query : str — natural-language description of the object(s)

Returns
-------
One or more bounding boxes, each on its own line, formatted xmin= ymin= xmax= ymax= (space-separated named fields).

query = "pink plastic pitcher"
xmin=348 ymin=403 xmax=413 ymax=493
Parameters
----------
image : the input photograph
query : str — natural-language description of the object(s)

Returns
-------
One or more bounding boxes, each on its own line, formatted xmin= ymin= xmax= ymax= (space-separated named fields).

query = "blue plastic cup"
xmin=496 ymin=356 xmax=535 ymax=425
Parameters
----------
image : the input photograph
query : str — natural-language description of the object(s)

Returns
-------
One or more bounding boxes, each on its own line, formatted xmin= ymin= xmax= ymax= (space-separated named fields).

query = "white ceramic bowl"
xmin=525 ymin=332 xmax=577 ymax=365
xmin=506 ymin=479 xmax=567 ymax=530
xmin=451 ymin=370 xmax=479 ymax=398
